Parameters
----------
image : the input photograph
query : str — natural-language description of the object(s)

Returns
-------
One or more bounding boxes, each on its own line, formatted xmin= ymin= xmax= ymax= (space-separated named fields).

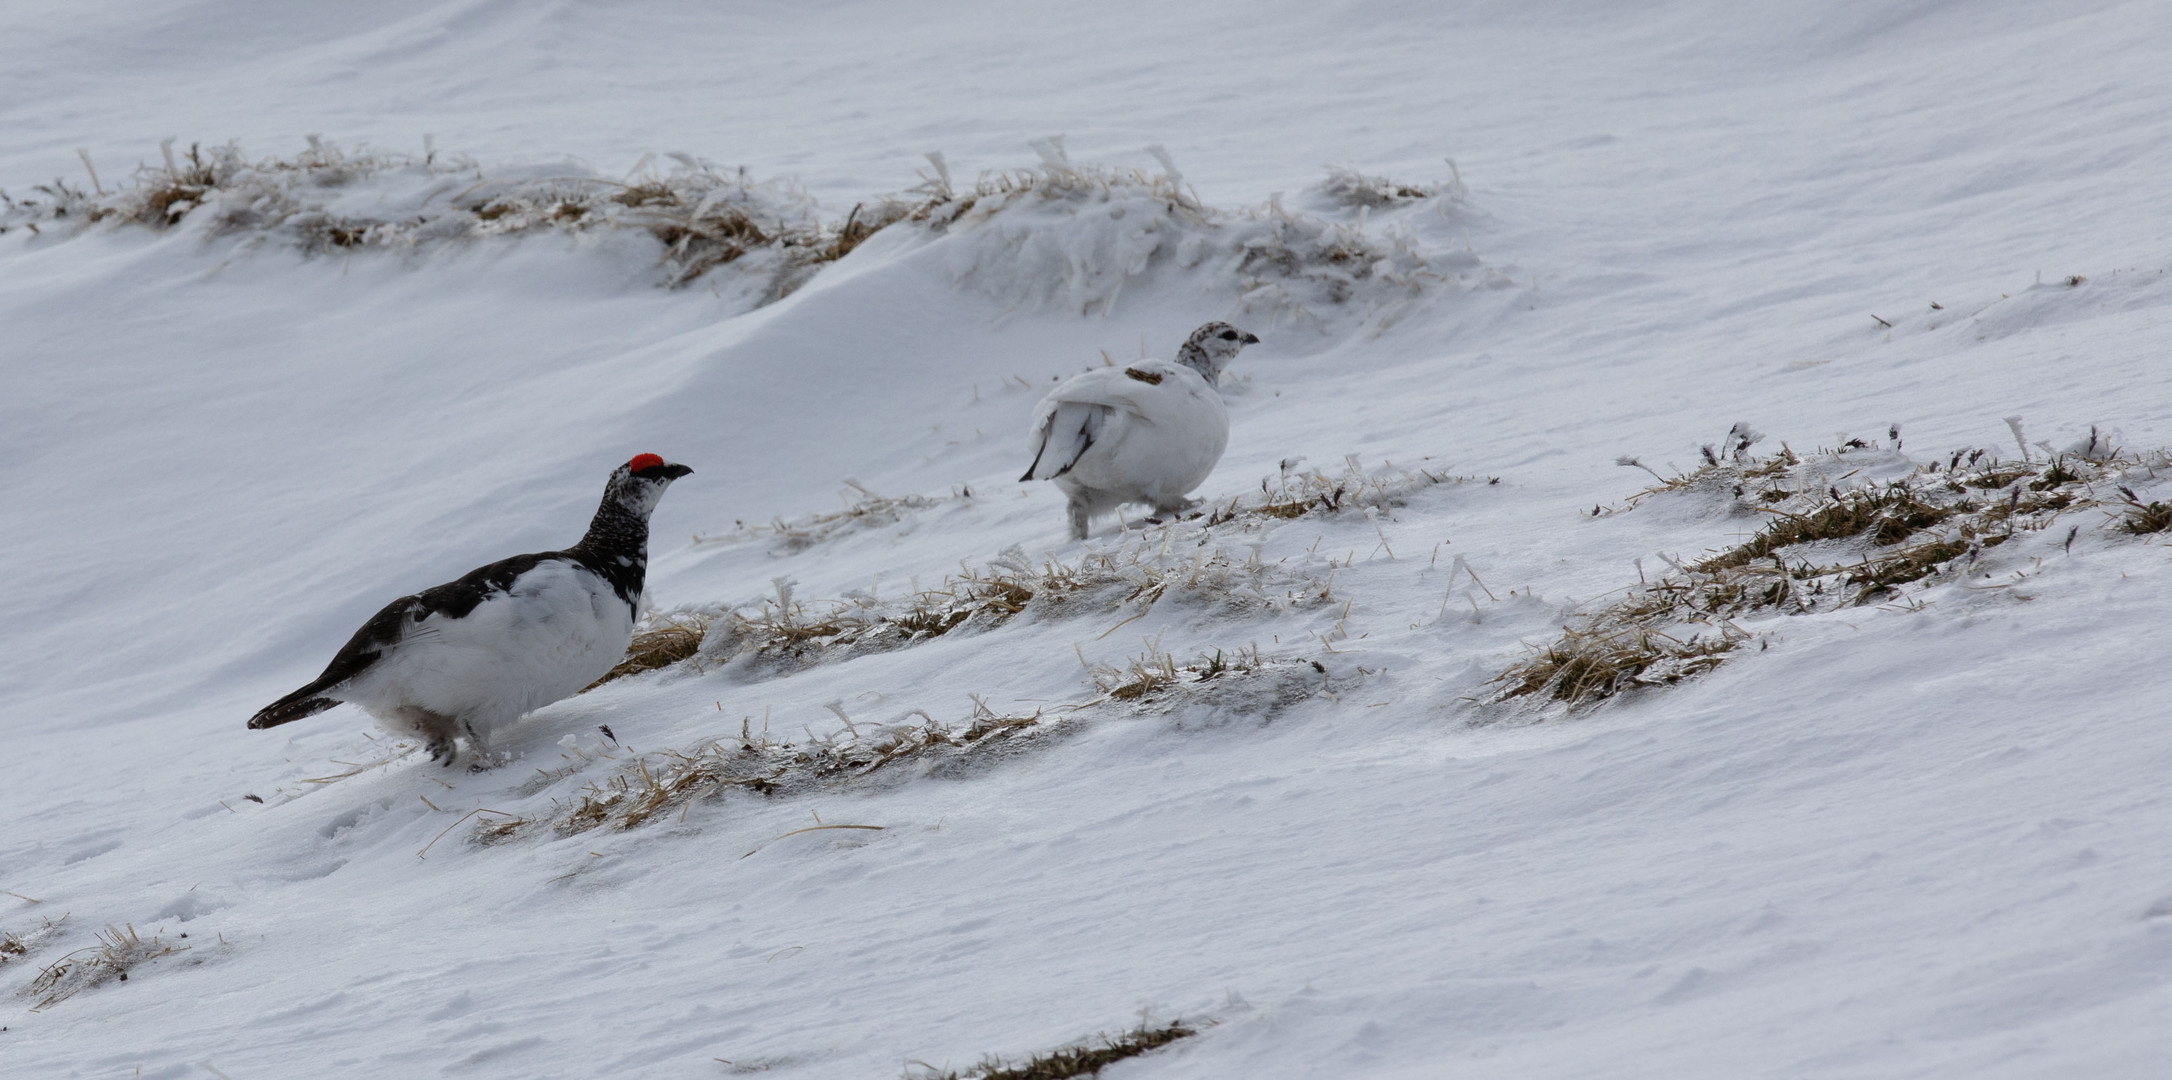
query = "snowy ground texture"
xmin=5 ymin=1 xmax=2172 ymax=1077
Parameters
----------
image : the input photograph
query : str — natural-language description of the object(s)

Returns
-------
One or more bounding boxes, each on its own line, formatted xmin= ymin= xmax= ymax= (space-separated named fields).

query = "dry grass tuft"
xmin=1492 ymin=626 xmax=1740 ymax=705
xmin=5 ymin=139 xmax=1481 ymax=318
xmin=527 ymin=696 xmax=1048 ymax=839
xmin=2119 ymin=494 xmax=2172 ymax=534
xmin=1318 ymin=165 xmax=1456 ymax=209
xmin=911 ymin=1022 xmax=1198 ymax=1080
xmin=26 ymin=924 xmax=183 ymax=1009
xmin=493 ymin=636 xmax=1324 ymax=843
xmin=644 ymin=459 xmax=1457 ymax=689
xmin=586 ymin=612 xmax=716 ymax=690
xmin=1 ymin=915 xmax=68 ymax=972
xmin=1089 ymin=643 xmax=1310 ymax=702
xmin=1204 ymin=458 xmax=1485 ymax=528
xmin=694 ymin=481 xmax=948 ymax=552
xmin=1695 ymin=486 xmax=1954 ymax=572
xmin=697 ymin=536 xmax=1333 ymax=681
xmin=1500 ymin=432 xmax=2172 ymax=709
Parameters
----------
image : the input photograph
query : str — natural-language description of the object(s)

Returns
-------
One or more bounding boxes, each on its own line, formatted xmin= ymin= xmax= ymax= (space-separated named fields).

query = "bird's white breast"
xmin=345 ymin=559 xmax=633 ymax=727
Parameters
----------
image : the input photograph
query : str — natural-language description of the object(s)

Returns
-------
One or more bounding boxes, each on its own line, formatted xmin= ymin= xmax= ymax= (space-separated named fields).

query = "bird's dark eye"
xmin=1219 ymin=331 xmax=1237 ymax=340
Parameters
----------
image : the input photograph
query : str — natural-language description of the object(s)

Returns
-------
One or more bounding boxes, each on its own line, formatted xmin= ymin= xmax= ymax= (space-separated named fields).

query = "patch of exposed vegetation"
xmin=1316 ymin=163 xmax=1460 ymax=209
xmin=604 ymin=460 xmax=1477 ymax=694
xmin=25 ymin=924 xmax=182 ymax=1010
xmin=2117 ymin=488 xmax=2172 ymax=534
xmin=1 ymin=916 xmax=66 ymax=972
xmin=1089 ymin=643 xmax=1326 ymax=708
xmin=1491 ymin=625 xmax=1741 ymax=705
xmin=483 ymin=695 xmax=1048 ymax=840
xmin=1500 ymin=426 xmax=2170 ymax=708
xmin=897 ymin=138 xmax=1478 ymax=319
xmin=4 ymin=138 xmax=1483 ymax=318
xmin=486 ymin=642 xmax=1328 ymax=842
xmin=585 ymin=612 xmax=715 ymax=691
xmin=909 ymin=1022 xmax=1198 ymax=1080
xmin=693 ymin=533 xmax=1335 ymax=681
xmin=1204 ymin=457 xmax=1491 ymax=528
xmin=692 ymin=481 xmax=950 ymax=553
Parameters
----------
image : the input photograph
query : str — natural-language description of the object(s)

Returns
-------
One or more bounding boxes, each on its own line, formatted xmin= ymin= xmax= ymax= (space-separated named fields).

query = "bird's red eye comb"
xmin=628 ymin=453 xmax=665 ymax=472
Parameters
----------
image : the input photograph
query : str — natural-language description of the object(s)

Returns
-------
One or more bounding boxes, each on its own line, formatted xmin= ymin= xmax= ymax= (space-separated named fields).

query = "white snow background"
xmin=4 ymin=0 xmax=2172 ymax=1076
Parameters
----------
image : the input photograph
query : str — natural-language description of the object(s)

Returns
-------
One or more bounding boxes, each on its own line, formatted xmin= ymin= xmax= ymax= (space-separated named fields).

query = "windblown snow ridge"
xmin=0 ymin=137 xmax=1493 ymax=321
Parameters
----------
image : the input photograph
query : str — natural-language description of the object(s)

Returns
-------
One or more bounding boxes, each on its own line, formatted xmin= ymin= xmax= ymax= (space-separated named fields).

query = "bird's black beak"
xmin=660 ymin=463 xmax=694 ymax=480
xmin=1242 ymin=332 xmax=1260 ymax=345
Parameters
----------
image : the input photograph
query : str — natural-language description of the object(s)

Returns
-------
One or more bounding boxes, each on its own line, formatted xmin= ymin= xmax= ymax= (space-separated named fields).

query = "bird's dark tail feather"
xmin=248 ymin=689 xmax=341 ymax=729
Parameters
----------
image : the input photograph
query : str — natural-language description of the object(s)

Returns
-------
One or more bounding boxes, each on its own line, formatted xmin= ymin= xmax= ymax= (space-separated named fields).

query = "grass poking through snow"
xmin=1497 ymin=427 xmax=2171 ymax=709
xmin=485 ymin=641 xmax=1328 ymax=844
xmin=24 ymin=924 xmax=182 ymax=1010
xmin=586 ymin=612 xmax=715 ymax=691
xmin=909 ymin=1021 xmax=1198 ymax=1080
xmin=5 ymin=138 xmax=1485 ymax=321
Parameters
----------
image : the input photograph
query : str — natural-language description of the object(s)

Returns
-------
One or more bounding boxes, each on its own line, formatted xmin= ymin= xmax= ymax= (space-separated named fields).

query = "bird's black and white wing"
xmin=246 ymin=552 xmax=553 ymax=729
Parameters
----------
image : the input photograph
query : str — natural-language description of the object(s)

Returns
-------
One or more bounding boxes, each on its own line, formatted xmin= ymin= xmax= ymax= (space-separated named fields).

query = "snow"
xmin=5 ymin=1 xmax=2172 ymax=1076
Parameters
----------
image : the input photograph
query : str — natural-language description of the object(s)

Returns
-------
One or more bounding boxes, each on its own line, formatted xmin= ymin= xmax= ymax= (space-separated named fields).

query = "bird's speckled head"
xmin=1174 ymin=322 xmax=1260 ymax=384
xmin=604 ymin=453 xmax=694 ymax=519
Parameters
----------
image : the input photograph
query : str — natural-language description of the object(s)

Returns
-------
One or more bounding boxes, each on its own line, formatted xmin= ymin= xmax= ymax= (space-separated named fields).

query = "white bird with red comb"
xmin=248 ymin=453 xmax=692 ymax=767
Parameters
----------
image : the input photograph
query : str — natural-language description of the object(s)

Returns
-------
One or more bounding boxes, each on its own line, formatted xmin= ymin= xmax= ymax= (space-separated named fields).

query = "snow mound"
xmin=1 ymin=138 xmax=828 ymax=303
xmin=892 ymin=139 xmax=1486 ymax=326
xmin=4 ymin=138 xmax=1493 ymax=326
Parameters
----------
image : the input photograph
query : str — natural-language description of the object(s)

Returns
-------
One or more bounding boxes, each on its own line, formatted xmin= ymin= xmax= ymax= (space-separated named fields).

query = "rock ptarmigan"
xmin=247 ymin=453 xmax=693 ymax=766
xmin=1021 ymin=321 xmax=1258 ymax=539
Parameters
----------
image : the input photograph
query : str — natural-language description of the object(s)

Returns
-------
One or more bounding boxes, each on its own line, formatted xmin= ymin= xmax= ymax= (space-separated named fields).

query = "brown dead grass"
xmin=1492 ymin=626 xmax=1740 ymax=705
xmin=1498 ymin=437 xmax=2168 ymax=709
xmin=522 ymin=696 xmax=1047 ymax=839
xmin=912 ymin=1022 xmax=1198 ymax=1080
xmin=1203 ymin=459 xmax=1484 ymax=527
xmin=586 ymin=613 xmax=715 ymax=691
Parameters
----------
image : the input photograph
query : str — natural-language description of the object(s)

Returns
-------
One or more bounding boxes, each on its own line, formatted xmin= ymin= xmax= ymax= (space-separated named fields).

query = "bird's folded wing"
xmin=1022 ymin=400 xmax=1119 ymax=480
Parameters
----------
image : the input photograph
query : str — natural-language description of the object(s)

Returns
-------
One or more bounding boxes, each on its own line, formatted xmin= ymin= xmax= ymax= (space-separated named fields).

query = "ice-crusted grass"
xmin=589 ymin=461 xmax=1475 ymax=695
xmin=1204 ymin=457 xmax=1491 ymax=527
xmin=1089 ymin=643 xmax=1322 ymax=703
xmin=898 ymin=138 xmax=1480 ymax=321
xmin=1 ymin=915 xmax=65 ymax=969
xmin=1316 ymin=163 xmax=1462 ymax=209
xmin=1498 ymin=428 xmax=2169 ymax=708
xmin=486 ymin=644 xmax=1328 ymax=842
xmin=692 ymin=481 xmax=950 ymax=553
xmin=693 ymin=533 xmax=1335 ymax=680
xmin=481 ymin=695 xmax=1047 ymax=840
xmin=4 ymin=138 xmax=1486 ymax=320
xmin=24 ymin=923 xmax=183 ymax=1010
xmin=2 ymin=138 xmax=829 ymax=293
xmin=908 ymin=1021 xmax=1198 ymax=1080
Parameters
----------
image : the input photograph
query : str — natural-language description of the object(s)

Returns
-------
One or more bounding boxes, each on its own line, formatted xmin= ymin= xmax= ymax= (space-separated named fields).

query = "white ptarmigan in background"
xmin=248 ymin=453 xmax=693 ymax=765
xmin=1022 ymin=321 xmax=1259 ymax=539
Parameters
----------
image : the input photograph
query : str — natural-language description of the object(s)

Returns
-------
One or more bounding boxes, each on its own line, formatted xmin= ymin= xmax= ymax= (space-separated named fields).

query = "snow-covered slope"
xmin=4 ymin=2 xmax=2172 ymax=1076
